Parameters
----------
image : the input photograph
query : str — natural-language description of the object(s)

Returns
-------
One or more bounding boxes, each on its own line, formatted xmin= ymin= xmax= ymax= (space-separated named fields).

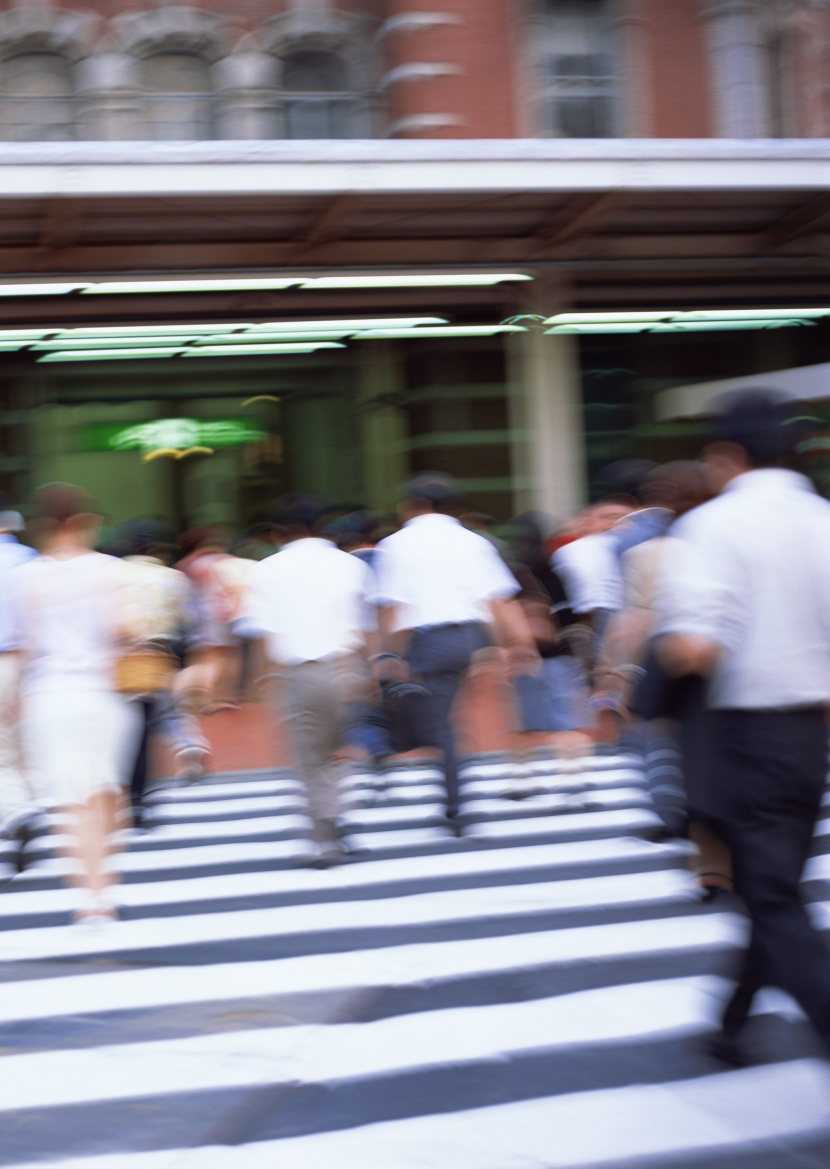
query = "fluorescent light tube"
xmin=55 ymin=324 xmax=250 ymax=337
xmin=545 ymin=324 xmax=650 ymax=334
xmin=680 ymin=308 xmax=830 ymax=320
xmin=196 ymin=331 xmax=352 ymax=344
xmin=301 ymin=274 xmax=533 ymax=289
xmin=248 ymin=317 xmax=450 ymax=331
xmin=545 ymin=312 xmax=669 ymax=325
xmin=82 ymin=278 xmax=304 ymax=295
xmin=37 ymin=349 xmax=184 ymax=362
xmin=34 ymin=337 xmax=202 ymax=350
xmin=182 ymin=343 xmax=345 ymax=356
xmin=356 ymin=326 xmax=527 ymax=339
xmin=650 ymin=320 xmax=805 ymax=332
xmin=0 ymin=283 xmax=88 ymax=296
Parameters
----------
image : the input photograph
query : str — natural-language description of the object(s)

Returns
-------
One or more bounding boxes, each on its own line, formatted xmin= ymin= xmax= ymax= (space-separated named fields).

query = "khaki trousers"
xmin=277 ymin=656 xmax=366 ymax=844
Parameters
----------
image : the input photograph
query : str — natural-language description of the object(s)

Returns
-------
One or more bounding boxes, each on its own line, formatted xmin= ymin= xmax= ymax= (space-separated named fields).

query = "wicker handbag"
xmin=115 ymin=644 xmax=177 ymax=695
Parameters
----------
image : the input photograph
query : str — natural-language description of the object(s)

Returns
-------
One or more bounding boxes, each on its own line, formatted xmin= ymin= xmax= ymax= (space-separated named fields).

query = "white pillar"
xmin=508 ymin=290 xmax=587 ymax=521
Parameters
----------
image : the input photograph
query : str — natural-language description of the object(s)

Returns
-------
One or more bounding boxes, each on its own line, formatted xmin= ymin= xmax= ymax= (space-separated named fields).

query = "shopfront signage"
xmin=81 ymin=418 xmax=268 ymax=453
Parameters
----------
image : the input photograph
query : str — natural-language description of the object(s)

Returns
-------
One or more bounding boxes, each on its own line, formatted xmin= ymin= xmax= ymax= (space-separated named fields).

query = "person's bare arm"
xmin=374 ymin=604 xmax=410 ymax=681
xmin=488 ymin=597 xmax=542 ymax=677
xmin=656 ymin=633 xmax=722 ymax=678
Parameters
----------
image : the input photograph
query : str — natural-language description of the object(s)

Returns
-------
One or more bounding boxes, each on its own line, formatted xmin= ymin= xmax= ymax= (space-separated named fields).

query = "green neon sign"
xmin=81 ymin=418 xmax=268 ymax=453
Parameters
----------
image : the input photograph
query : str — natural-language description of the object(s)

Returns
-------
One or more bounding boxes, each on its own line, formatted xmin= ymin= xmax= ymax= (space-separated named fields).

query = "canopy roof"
xmin=0 ymin=139 xmax=827 ymax=327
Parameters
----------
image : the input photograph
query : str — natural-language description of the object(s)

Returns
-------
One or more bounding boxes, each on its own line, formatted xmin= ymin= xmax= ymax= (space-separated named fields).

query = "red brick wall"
xmin=381 ymin=0 xmax=518 ymax=137
xmin=791 ymin=7 xmax=830 ymax=137
xmin=638 ymin=0 xmax=712 ymax=138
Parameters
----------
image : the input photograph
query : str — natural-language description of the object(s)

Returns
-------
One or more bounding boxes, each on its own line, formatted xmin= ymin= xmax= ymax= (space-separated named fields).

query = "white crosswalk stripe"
xmin=2 ymin=748 xmax=830 ymax=1168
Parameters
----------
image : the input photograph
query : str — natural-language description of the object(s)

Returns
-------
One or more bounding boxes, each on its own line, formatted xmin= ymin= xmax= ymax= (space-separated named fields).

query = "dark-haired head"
xmin=399 ymin=472 xmax=462 ymax=516
xmin=711 ymin=388 xmax=808 ymax=469
xmin=29 ymin=482 xmax=101 ymax=548
xmin=272 ymin=492 xmax=333 ymax=538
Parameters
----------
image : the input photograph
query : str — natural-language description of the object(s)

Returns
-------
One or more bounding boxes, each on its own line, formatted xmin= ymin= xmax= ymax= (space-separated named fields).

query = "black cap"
xmin=711 ymin=387 xmax=811 ymax=468
xmin=400 ymin=472 xmax=462 ymax=509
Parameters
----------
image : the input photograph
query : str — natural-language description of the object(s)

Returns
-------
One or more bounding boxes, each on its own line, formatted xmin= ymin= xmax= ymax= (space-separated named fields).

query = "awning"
xmin=0 ymin=139 xmax=827 ymax=326
xmin=657 ymin=361 xmax=830 ymax=420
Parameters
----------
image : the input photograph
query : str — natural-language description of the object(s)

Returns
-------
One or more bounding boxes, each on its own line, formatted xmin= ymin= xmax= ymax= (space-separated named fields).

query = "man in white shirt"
xmin=658 ymin=389 xmax=830 ymax=1061
xmin=374 ymin=473 xmax=532 ymax=828
xmin=242 ymin=494 xmax=376 ymax=865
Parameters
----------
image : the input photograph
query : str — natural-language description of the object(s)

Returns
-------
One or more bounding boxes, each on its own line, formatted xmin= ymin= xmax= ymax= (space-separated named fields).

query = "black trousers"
xmin=407 ymin=622 xmax=491 ymax=815
xmin=708 ymin=707 xmax=830 ymax=1047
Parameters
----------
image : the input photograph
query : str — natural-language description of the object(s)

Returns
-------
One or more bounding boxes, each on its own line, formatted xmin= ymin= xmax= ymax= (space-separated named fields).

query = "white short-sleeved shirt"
xmin=241 ymin=537 xmax=375 ymax=666
xmin=373 ymin=513 xmax=519 ymax=632
xmin=553 ymin=532 xmax=624 ymax=615
xmin=658 ymin=468 xmax=830 ymax=710
xmin=10 ymin=551 xmax=127 ymax=695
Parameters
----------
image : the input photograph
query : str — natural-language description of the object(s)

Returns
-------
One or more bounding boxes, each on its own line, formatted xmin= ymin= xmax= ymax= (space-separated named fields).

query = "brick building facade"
xmin=0 ymin=2 xmax=828 ymax=143
xmin=0 ymin=2 xmax=827 ymax=524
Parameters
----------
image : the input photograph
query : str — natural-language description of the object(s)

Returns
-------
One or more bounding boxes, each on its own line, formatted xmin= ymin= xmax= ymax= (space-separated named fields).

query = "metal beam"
xmin=32 ymin=197 xmax=85 ymax=269
xmin=530 ymin=192 xmax=621 ymax=256
xmin=288 ymin=193 xmax=357 ymax=260
xmin=757 ymin=192 xmax=830 ymax=251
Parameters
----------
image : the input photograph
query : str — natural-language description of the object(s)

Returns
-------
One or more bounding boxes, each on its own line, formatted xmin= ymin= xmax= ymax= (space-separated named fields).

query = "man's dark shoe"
xmin=8 ymin=817 xmax=39 ymax=875
xmin=703 ymin=1030 xmax=750 ymax=1069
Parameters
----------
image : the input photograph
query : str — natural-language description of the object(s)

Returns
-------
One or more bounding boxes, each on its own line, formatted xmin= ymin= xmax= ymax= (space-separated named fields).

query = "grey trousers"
xmin=279 ymin=657 xmax=365 ymax=844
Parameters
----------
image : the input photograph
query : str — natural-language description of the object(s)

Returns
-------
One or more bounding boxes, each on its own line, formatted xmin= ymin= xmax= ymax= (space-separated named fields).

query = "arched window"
xmin=0 ymin=52 xmax=74 ymax=142
xmin=139 ymin=51 xmax=214 ymax=140
xmin=280 ymin=47 xmax=357 ymax=139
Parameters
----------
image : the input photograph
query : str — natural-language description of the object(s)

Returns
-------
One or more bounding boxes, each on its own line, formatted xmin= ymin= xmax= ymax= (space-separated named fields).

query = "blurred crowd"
xmin=3 ymin=386 xmax=830 ymax=1066
xmin=0 ymin=463 xmax=659 ymax=911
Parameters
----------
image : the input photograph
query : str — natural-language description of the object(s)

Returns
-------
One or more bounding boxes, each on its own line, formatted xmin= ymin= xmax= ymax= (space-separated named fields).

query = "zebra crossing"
xmin=2 ymin=747 xmax=830 ymax=1168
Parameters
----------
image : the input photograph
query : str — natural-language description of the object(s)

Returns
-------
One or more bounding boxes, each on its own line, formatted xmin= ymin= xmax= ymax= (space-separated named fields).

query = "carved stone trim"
xmin=0 ymin=6 xmax=97 ymax=63
xmin=110 ymin=7 xmax=229 ymax=64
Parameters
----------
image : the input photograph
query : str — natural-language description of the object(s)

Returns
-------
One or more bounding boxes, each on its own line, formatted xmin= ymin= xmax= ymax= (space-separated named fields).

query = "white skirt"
xmin=21 ymin=690 xmax=141 ymax=808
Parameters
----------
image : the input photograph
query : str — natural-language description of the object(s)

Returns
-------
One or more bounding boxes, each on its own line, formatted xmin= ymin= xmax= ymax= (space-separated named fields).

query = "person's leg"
xmin=127 ymin=699 xmax=151 ymax=820
xmin=417 ymin=669 xmax=464 ymax=814
xmin=0 ymin=654 xmax=40 ymax=852
xmin=283 ymin=662 xmax=344 ymax=847
xmin=713 ymin=709 xmax=830 ymax=1048
xmin=408 ymin=625 xmax=489 ymax=818
xmin=65 ymin=789 xmax=120 ymax=917
xmin=150 ymin=689 xmax=211 ymax=781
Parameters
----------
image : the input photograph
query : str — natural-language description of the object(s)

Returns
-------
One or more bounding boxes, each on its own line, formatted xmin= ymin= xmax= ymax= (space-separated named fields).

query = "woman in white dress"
xmin=11 ymin=485 xmax=140 ymax=923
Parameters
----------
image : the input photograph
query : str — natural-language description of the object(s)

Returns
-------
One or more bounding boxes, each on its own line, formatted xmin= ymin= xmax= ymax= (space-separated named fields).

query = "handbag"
xmin=115 ymin=642 xmax=177 ymax=695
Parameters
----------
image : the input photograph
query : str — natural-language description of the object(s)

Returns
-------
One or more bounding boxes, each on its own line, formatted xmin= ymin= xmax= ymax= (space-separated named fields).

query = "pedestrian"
xmin=240 ymin=493 xmax=377 ymax=865
xmin=373 ymin=472 xmax=537 ymax=832
xmin=10 ymin=484 xmax=141 ymax=923
xmin=657 ymin=389 xmax=830 ymax=1061
xmin=0 ymin=499 xmax=40 ymax=872
xmin=120 ymin=520 xmax=211 ymax=827
xmin=178 ymin=526 xmax=247 ymax=713
xmin=506 ymin=511 xmax=589 ymax=741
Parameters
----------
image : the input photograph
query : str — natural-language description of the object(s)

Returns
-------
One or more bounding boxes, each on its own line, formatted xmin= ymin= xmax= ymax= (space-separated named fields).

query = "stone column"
xmin=74 ymin=51 xmax=145 ymax=140
xmin=507 ymin=279 xmax=587 ymax=520
xmin=212 ymin=49 xmax=278 ymax=140
xmin=616 ymin=0 xmax=654 ymax=137
xmin=356 ymin=342 xmax=408 ymax=512
xmin=703 ymin=0 xmax=769 ymax=137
